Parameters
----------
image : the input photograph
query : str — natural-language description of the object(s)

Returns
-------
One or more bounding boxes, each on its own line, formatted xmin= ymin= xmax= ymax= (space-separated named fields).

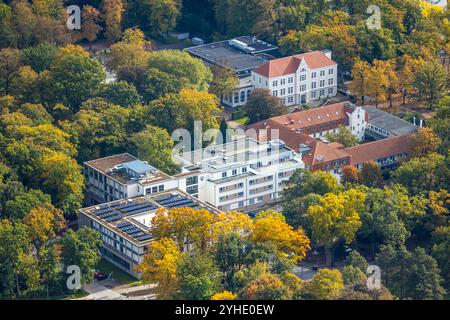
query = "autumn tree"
xmin=151 ymin=207 xmax=216 ymax=252
xmin=23 ymin=206 xmax=66 ymax=252
xmin=241 ymin=273 xmax=292 ymax=300
xmin=349 ymin=59 xmax=371 ymax=105
xmin=251 ymin=211 xmax=310 ymax=264
xmin=102 ymin=0 xmax=124 ymax=42
xmin=40 ymin=153 xmax=85 ymax=216
xmin=358 ymin=161 xmax=383 ymax=188
xmin=211 ymin=290 xmax=237 ymax=300
xmin=303 ymin=269 xmax=344 ymax=300
xmin=307 ymin=189 xmax=365 ymax=266
xmin=81 ymin=5 xmax=102 ymax=49
xmin=366 ymin=59 xmax=390 ymax=108
xmin=136 ymin=237 xmax=182 ymax=299
xmin=325 ymin=127 xmax=358 ymax=147
xmin=109 ymin=28 xmax=151 ymax=71
xmin=341 ymin=165 xmax=359 ymax=185
xmin=244 ymin=89 xmax=286 ymax=124
xmin=146 ymin=0 xmax=182 ymax=36
xmin=0 ymin=48 xmax=21 ymax=95
xmin=146 ymin=88 xmax=221 ymax=134
xmin=409 ymin=128 xmax=441 ymax=158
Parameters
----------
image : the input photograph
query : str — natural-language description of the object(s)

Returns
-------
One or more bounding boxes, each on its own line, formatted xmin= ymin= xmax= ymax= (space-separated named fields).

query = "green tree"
xmin=178 ymin=254 xmax=223 ymax=300
xmin=244 ymin=89 xmax=286 ymax=124
xmin=4 ymin=189 xmax=51 ymax=220
xmin=96 ymin=81 xmax=142 ymax=107
xmin=60 ymin=227 xmax=102 ymax=287
xmin=0 ymin=219 xmax=39 ymax=298
xmin=428 ymin=96 xmax=450 ymax=152
xmin=432 ymin=225 xmax=450 ymax=289
xmin=392 ymin=153 xmax=449 ymax=195
xmin=342 ymin=265 xmax=367 ymax=286
xmin=0 ymin=3 xmax=17 ymax=47
xmin=303 ymin=268 xmax=344 ymax=300
xmin=148 ymin=50 xmax=212 ymax=91
xmin=412 ymin=59 xmax=448 ymax=110
xmin=129 ymin=125 xmax=179 ymax=174
xmin=283 ymin=168 xmax=339 ymax=202
xmin=22 ymin=43 xmax=58 ymax=73
xmin=0 ymin=48 xmax=21 ymax=95
xmin=49 ymin=45 xmax=105 ymax=111
xmin=146 ymin=0 xmax=182 ymax=36
xmin=325 ymin=127 xmax=358 ymax=147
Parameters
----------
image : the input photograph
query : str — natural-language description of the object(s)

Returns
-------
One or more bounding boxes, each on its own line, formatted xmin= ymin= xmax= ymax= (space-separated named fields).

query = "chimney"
xmin=322 ymin=50 xmax=332 ymax=59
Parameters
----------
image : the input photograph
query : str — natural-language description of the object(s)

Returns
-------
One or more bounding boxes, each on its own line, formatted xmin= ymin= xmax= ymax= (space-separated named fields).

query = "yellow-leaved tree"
xmin=251 ymin=210 xmax=310 ymax=263
xmin=211 ymin=290 xmax=237 ymax=300
xmin=136 ymin=237 xmax=182 ymax=299
xmin=307 ymin=189 xmax=365 ymax=266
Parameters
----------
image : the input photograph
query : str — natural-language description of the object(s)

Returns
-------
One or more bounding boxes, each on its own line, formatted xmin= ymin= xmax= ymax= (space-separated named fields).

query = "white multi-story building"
xmin=185 ymin=36 xmax=278 ymax=108
xmin=78 ymin=189 xmax=219 ymax=277
xmin=251 ymin=50 xmax=338 ymax=106
xmin=83 ymin=154 xmax=178 ymax=205
xmin=84 ymin=138 xmax=304 ymax=212
xmin=174 ymin=138 xmax=304 ymax=211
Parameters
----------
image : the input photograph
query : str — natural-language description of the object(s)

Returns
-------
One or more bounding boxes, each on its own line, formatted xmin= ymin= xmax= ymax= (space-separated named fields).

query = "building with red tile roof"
xmin=251 ymin=50 xmax=338 ymax=106
xmin=246 ymin=102 xmax=416 ymax=175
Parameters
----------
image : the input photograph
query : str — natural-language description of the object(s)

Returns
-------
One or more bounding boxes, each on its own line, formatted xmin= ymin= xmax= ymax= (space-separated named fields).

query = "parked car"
xmin=94 ymin=271 xmax=108 ymax=281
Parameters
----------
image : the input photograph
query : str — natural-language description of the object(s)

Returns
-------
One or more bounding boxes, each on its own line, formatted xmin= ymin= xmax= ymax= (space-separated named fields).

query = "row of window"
xmin=269 ymin=68 xmax=335 ymax=87
xmin=273 ymin=80 xmax=334 ymax=97
xmin=145 ymin=184 xmax=165 ymax=195
xmin=221 ymin=167 xmax=247 ymax=178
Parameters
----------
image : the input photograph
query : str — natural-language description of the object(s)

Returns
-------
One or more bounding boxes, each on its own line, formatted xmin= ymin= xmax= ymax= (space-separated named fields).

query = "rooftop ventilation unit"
xmin=229 ymin=39 xmax=255 ymax=53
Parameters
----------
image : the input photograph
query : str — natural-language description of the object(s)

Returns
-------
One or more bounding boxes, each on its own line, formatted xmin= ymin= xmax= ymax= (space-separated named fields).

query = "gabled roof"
xmin=345 ymin=135 xmax=412 ymax=166
xmin=253 ymin=51 xmax=337 ymax=77
xmin=248 ymin=102 xmax=354 ymax=131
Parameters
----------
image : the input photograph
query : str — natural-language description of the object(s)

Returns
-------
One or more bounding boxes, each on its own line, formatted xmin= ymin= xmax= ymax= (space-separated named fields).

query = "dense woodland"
xmin=0 ymin=0 xmax=449 ymax=300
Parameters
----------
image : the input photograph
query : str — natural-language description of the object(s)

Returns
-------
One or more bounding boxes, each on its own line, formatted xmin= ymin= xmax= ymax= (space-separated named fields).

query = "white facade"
xmin=222 ymin=76 xmax=253 ymax=108
xmin=251 ymin=54 xmax=338 ymax=107
xmin=174 ymin=138 xmax=305 ymax=211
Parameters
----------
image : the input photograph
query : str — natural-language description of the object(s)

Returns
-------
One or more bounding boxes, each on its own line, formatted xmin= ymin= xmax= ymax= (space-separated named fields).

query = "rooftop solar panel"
xmin=135 ymin=234 xmax=152 ymax=242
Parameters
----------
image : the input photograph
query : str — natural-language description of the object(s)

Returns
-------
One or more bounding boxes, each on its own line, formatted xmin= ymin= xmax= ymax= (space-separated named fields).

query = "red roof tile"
xmin=253 ymin=51 xmax=337 ymax=78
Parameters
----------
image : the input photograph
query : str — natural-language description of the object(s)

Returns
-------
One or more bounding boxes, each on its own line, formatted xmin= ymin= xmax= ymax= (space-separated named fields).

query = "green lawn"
xmin=97 ymin=258 xmax=137 ymax=284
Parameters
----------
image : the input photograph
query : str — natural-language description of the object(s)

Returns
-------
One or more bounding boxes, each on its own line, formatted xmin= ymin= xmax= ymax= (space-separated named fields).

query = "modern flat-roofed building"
xmin=185 ymin=36 xmax=278 ymax=108
xmin=83 ymin=154 xmax=178 ymax=205
xmin=251 ymin=50 xmax=338 ymax=106
xmin=174 ymin=138 xmax=304 ymax=211
xmin=78 ymin=189 xmax=219 ymax=277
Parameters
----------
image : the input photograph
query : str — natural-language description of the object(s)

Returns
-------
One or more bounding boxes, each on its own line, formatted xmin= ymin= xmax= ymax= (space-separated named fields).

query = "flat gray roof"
xmin=185 ymin=36 xmax=277 ymax=73
xmin=363 ymin=106 xmax=418 ymax=136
